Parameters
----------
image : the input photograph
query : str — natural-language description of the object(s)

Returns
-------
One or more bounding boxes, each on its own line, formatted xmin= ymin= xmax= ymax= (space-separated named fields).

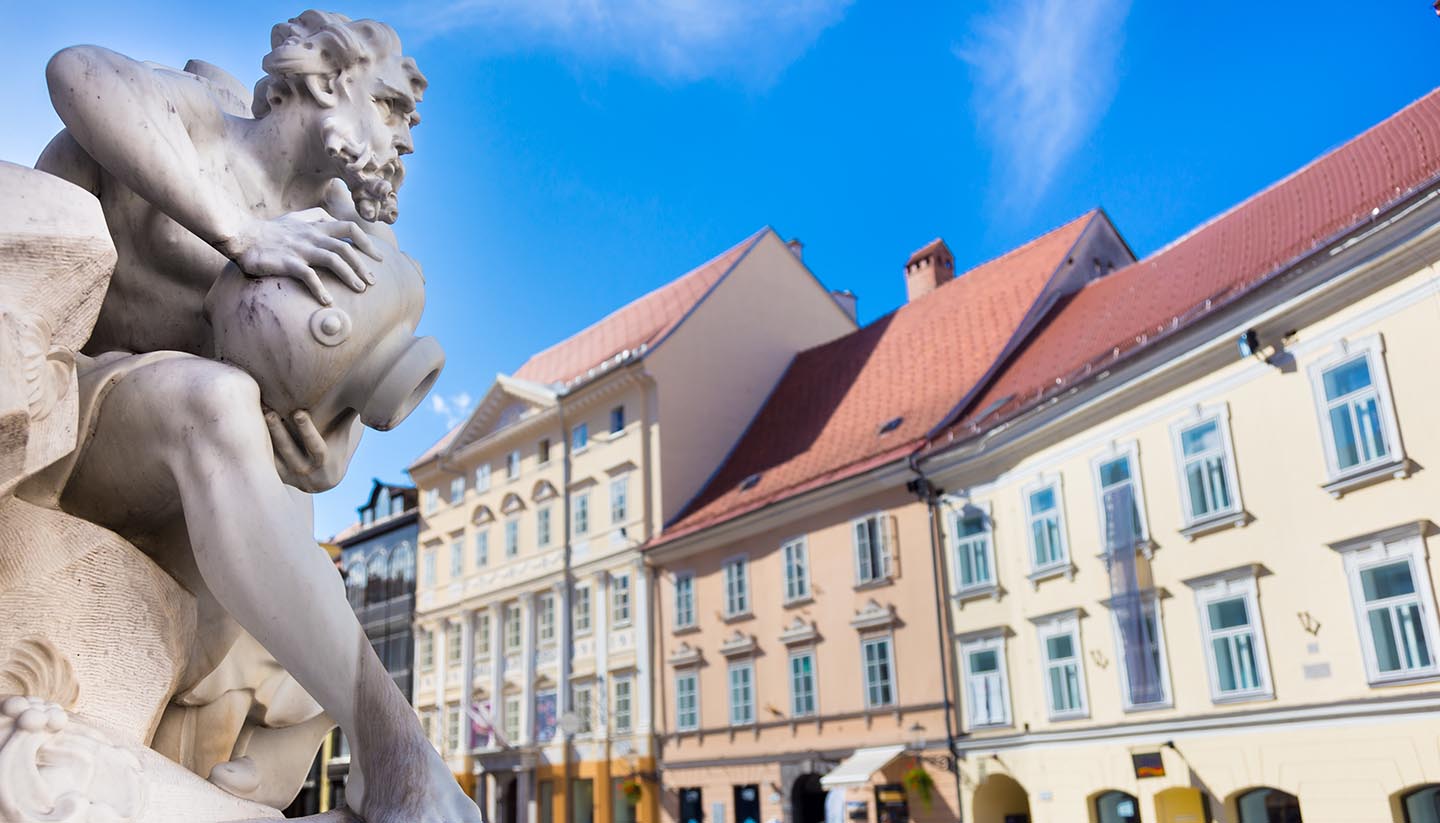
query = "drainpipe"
xmin=906 ymin=454 xmax=963 ymax=821
xmin=559 ymin=397 xmax=574 ymax=823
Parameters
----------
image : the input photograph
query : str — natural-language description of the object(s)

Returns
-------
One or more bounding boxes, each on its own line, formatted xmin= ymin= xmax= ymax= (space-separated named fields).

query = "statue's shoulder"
xmin=135 ymin=58 xmax=252 ymax=130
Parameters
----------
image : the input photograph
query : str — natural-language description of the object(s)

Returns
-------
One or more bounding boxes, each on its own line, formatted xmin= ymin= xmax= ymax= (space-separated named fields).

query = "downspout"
xmin=906 ymin=453 xmax=963 ymax=821
xmin=558 ymin=397 xmax=574 ymax=823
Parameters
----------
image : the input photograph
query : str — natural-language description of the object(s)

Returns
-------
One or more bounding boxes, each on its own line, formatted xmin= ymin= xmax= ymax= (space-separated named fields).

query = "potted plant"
xmin=902 ymin=764 xmax=934 ymax=810
xmin=621 ymin=778 xmax=644 ymax=805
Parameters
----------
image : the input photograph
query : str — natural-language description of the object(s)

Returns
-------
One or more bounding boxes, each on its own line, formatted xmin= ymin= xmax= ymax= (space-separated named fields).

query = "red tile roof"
xmin=513 ymin=230 xmax=766 ymax=386
xmin=659 ymin=212 xmax=1102 ymax=542
xmin=938 ymin=87 xmax=1440 ymax=445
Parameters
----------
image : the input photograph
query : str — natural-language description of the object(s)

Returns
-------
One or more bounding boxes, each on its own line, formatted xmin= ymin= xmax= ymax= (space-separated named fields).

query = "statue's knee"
xmin=176 ymin=367 xmax=266 ymax=455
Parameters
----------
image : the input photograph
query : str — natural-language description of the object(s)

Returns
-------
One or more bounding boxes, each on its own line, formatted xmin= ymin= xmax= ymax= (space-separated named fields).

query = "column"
xmin=556 ymin=579 xmax=572 ymax=723
xmin=488 ymin=602 xmax=503 ymax=748
xmin=519 ymin=591 xmax=536 ymax=746
xmin=632 ymin=559 xmax=651 ymax=736
xmin=516 ymin=766 xmax=535 ymax=823
xmin=594 ymin=571 xmax=611 ymax=735
xmin=433 ymin=619 xmax=448 ymax=721
xmin=460 ymin=609 xmax=475 ymax=755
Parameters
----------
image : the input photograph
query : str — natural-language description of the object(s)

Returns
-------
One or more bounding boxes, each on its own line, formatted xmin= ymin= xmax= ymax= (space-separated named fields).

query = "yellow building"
xmin=918 ymin=88 xmax=1440 ymax=822
xmin=408 ymin=229 xmax=857 ymax=823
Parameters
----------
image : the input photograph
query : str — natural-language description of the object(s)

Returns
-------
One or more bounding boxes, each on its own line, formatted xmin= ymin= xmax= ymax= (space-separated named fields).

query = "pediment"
xmin=473 ymin=505 xmax=495 ymax=525
xmin=850 ymin=599 xmax=897 ymax=632
xmin=445 ymin=375 xmax=559 ymax=457
xmin=719 ymin=630 xmax=757 ymax=658
xmin=779 ymin=618 xmax=818 ymax=646
xmin=500 ymin=493 xmax=526 ymax=514
xmin=668 ymin=642 xmax=703 ymax=667
xmin=532 ymin=480 xmax=559 ymax=502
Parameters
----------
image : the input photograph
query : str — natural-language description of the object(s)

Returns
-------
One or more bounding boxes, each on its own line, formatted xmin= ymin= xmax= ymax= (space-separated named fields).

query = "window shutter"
xmin=881 ymin=515 xmax=898 ymax=578
xmin=854 ymin=520 xmax=871 ymax=581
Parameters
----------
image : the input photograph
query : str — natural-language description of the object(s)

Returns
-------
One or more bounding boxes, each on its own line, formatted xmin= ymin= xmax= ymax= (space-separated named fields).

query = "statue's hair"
xmin=252 ymin=10 xmax=427 ymax=117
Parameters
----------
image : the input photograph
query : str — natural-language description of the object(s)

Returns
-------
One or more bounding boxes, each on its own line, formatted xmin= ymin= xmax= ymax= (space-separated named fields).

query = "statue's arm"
xmin=45 ymin=46 xmax=249 ymax=252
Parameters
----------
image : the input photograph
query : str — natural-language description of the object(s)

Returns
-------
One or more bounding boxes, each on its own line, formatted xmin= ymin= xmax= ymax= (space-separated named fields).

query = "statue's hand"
xmin=219 ymin=209 xmax=384 ymax=306
xmin=265 ymin=408 xmax=357 ymax=493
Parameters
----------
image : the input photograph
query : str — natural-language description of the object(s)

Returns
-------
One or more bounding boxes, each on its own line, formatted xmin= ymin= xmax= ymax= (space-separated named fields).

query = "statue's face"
xmin=320 ymin=59 xmax=421 ymax=224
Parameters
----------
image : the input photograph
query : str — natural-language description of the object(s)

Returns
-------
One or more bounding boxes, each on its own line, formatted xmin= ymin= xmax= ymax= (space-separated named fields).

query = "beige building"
xmin=646 ymin=213 xmax=1133 ymax=823
xmin=919 ymin=89 xmax=1440 ymax=823
xmin=408 ymin=229 xmax=857 ymax=823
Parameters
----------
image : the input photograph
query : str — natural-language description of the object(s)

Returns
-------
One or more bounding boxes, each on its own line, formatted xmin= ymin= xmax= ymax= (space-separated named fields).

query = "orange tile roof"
xmin=939 ymin=86 xmax=1440 ymax=446
xmin=659 ymin=212 xmax=1102 ymax=541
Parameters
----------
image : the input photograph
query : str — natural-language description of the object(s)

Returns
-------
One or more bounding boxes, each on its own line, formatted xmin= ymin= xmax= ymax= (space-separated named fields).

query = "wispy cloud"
xmin=431 ymin=391 xmax=476 ymax=428
xmin=957 ymin=0 xmax=1131 ymax=211
xmin=410 ymin=0 xmax=852 ymax=85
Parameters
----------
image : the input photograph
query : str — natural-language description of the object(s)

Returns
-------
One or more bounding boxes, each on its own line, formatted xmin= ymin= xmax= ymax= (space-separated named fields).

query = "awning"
xmin=820 ymin=745 xmax=907 ymax=788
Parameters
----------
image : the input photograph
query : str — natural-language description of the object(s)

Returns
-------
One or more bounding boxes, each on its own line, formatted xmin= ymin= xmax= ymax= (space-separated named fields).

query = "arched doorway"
xmin=972 ymin=774 xmax=1030 ymax=822
xmin=1094 ymin=791 xmax=1140 ymax=823
xmin=1154 ymin=787 xmax=1207 ymax=823
xmin=1235 ymin=787 xmax=1302 ymax=823
xmin=1401 ymin=785 xmax=1440 ymax=823
xmin=791 ymin=774 xmax=827 ymax=823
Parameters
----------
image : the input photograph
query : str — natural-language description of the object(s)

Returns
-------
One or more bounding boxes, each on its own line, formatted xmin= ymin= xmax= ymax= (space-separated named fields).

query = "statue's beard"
xmin=321 ymin=118 xmax=404 ymax=224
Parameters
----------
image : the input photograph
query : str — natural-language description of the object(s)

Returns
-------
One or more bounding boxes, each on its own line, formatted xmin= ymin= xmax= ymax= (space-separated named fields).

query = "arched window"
xmin=1403 ymin=785 xmax=1440 ymax=823
xmin=389 ymin=541 xmax=415 ymax=600
xmin=345 ymin=560 xmax=366 ymax=609
xmin=1094 ymin=791 xmax=1139 ymax=823
xmin=366 ymin=549 xmax=389 ymax=605
xmin=1236 ymin=787 xmax=1302 ymax=823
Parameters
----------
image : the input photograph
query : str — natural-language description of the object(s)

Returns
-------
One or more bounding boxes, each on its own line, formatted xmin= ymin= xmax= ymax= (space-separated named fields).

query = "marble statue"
xmin=0 ymin=10 xmax=475 ymax=823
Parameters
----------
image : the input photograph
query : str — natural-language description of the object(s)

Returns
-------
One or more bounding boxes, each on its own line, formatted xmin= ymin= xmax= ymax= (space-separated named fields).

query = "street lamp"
xmin=905 ymin=722 xmax=953 ymax=771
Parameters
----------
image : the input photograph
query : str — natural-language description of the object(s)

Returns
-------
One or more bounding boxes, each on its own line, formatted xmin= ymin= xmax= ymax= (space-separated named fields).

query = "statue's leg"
xmin=61 ymin=355 xmax=480 ymax=823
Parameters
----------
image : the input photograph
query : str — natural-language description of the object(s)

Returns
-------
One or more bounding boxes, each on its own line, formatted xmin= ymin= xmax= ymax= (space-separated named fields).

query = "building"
xmin=645 ymin=214 xmax=1134 ymax=823
xmin=408 ymin=229 xmax=858 ymax=823
xmin=918 ymin=89 xmax=1440 ymax=822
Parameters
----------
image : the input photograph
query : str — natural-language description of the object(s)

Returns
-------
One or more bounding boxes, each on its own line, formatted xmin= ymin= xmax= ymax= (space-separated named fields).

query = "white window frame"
xmin=959 ymin=632 xmax=1011 ymax=728
xmin=1022 ymin=475 xmax=1072 ymax=578
xmin=851 ymin=513 xmax=896 ymax=587
xmin=502 ymin=695 xmax=521 ymax=743
xmin=1333 ymin=527 xmax=1440 ymax=684
xmin=788 ymin=648 xmax=818 ymax=718
xmin=504 ymin=518 xmax=519 ymax=558
xmin=613 ymin=674 xmax=633 ymax=733
xmin=573 ymin=492 xmax=590 ymax=536
xmin=861 ymin=634 xmax=897 ymax=710
xmin=422 ymin=547 xmax=437 ymax=587
xmin=475 ymin=530 xmax=489 ymax=567
xmin=450 ymin=475 xmax=467 ymax=503
xmin=610 ymin=475 xmax=629 ymax=524
xmin=612 ymin=572 xmax=632 ymax=627
xmin=504 ymin=602 xmax=522 ymax=651
xmin=449 ymin=538 xmax=464 ymax=578
xmin=572 ymin=423 xmax=589 ymax=452
xmin=505 ymin=449 xmax=521 ymax=481
xmin=424 ymin=488 xmax=439 ymax=514
xmin=1108 ymin=594 xmax=1173 ymax=711
xmin=1090 ymin=441 xmax=1152 ymax=553
xmin=1033 ymin=612 xmax=1089 ymax=720
xmin=537 ymin=505 xmax=553 ymax=547
xmin=474 ymin=612 xmax=492 ymax=659
xmin=572 ymin=682 xmax=594 ymax=735
xmin=538 ymin=593 xmax=556 ymax=646
xmin=946 ymin=499 xmax=997 ymax=598
xmin=782 ymin=538 xmax=811 ymax=603
xmin=538 ymin=437 xmax=552 ymax=466
xmin=573 ymin=585 xmax=592 ymax=636
xmin=446 ymin=623 xmax=462 ymax=666
xmin=1306 ymin=335 xmax=1407 ymax=487
xmin=728 ymin=660 xmax=756 ymax=726
xmin=444 ymin=702 xmax=461 ymax=753
xmin=1186 ymin=569 xmax=1273 ymax=702
xmin=1169 ymin=403 xmax=1245 ymax=531
xmin=476 ymin=463 xmax=492 ymax=493
xmin=418 ymin=627 xmax=435 ymax=671
xmin=722 ymin=555 xmax=750 ymax=618
xmin=674 ymin=572 xmax=696 ymax=629
xmin=674 ymin=671 xmax=699 ymax=731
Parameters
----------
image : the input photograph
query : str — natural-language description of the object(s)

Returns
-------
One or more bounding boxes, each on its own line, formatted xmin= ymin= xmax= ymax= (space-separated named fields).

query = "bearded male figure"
xmin=30 ymin=11 xmax=480 ymax=823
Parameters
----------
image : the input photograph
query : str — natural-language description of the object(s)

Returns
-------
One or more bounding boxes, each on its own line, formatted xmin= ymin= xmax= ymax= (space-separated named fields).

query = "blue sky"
xmin=4 ymin=1 xmax=1436 ymax=539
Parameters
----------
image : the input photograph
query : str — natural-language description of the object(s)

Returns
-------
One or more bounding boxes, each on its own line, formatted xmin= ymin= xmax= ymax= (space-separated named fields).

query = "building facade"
xmin=920 ymin=88 xmax=1440 ymax=823
xmin=646 ymin=215 xmax=1134 ymax=823
xmin=408 ymin=229 xmax=858 ymax=823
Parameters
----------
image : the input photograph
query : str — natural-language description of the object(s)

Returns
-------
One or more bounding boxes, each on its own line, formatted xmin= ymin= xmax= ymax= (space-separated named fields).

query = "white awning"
xmin=820 ymin=745 xmax=907 ymax=788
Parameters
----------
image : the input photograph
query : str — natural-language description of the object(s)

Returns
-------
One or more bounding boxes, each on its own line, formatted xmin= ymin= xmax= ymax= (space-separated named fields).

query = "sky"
xmin=4 ymin=1 xmax=1436 ymax=540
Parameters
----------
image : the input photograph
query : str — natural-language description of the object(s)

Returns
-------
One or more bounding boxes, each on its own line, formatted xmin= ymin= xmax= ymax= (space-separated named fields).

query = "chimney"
xmin=787 ymin=238 xmax=804 ymax=261
xmin=904 ymin=238 xmax=955 ymax=302
xmin=831 ymin=289 xmax=858 ymax=322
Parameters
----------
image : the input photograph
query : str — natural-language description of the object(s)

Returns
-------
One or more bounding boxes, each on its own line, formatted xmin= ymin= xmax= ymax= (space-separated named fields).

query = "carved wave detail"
xmin=0 ymin=638 xmax=79 ymax=710
xmin=0 ymin=696 xmax=147 ymax=823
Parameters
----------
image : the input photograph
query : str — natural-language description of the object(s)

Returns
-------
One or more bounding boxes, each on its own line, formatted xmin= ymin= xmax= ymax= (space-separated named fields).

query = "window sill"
xmin=783 ymin=596 xmax=814 ymax=609
xmin=612 ymin=620 xmax=634 ymax=630
xmin=1120 ymin=700 xmax=1174 ymax=714
xmin=721 ymin=611 xmax=754 ymax=624
xmin=853 ymin=577 xmax=895 ymax=593
xmin=672 ymin=624 xmax=700 ymax=636
xmin=572 ymin=446 xmax=590 ymax=456
xmin=1179 ymin=509 xmax=1253 ymax=540
xmin=1322 ymin=457 xmax=1415 ymax=498
xmin=1210 ymin=690 xmax=1274 ymax=705
xmin=1366 ymin=669 xmax=1440 ymax=688
xmin=606 ymin=429 xmax=629 ymax=442
xmin=1027 ymin=563 xmax=1075 ymax=587
xmin=1045 ymin=710 xmax=1090 ymax=722
xmin=952 ymin=583 xmax=1000 ymax=605
xmin=1095 ymin=538 xmax=1159 ymax=563
xmin=966 ymin=720 xmax=1013 ymax=733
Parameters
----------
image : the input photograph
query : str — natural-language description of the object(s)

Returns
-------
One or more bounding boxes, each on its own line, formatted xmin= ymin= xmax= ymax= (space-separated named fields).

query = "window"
xmin=573 ymin=492 xmax=590 ymax=536
xmin=960 ymin=634 xmax=1010 ymax=727
xmin=537 ymin=506 xmax=552 ymax=547
xmin=504 ymin=602 xmax=522 ymax=651
xmin=783 ymin=539 xmax=810 ymax=602
xmin=613 ymin=676 xmax=633 ymax=733
xmin=572 ymin=423 xmax=589 ymax=451
xmin=674 ymin=573 xmax=696 ymax=628
xmin=789 ymin=650 xmax=817 ymax=717
xmin=476 ymin=463 xmax=492 ymax=493
xmin=420 ymin=708 xmax=436 ymax=747
xmin=475 ymin=612 xmax=491 ymax=658
xmin=1035 ymin=614 xmax=1087 ymax=719
xmin=475 ymin=531 xmax=489 ymax=567
xmin=450 ymin=475 xmax=466 ymax=503
xmin=1094 ymin=791 xmax=1139 ymax=823
xmin=1400 ymin=785 xmax=1440 ymax=823
xmin=675 ymin=672 xmax=699 ymax=731
xmin=1024 ymin=480 xmax=1069 ymax=572
xmin=1170 ymin=409 xmax=1242 ymax=527
xmin=1236 ymin=787 xmax=1302 ymax=823
xmin=422 ymin=547 xmax=437 ymax=587
xmin=1357 ymin=558 xmax=1436 ymax=679
xmin=502 ymin=696 xmax=520 ymax=743
xmin=1309 ymin=338 xmax=1402 ymax=479
xmin=949 ymin=504 xmax=995 ymax=594
xmin=1189 ymin=573 xmax=1271 ymax=700
xmin=1110 ymin=595 xmax=1171 ymax=709
xmin=362 ymin=507 xmax=374 ymax=526
xmin=505 ymin=518 xmax=519 ymax=558
xmin=538 ymin=594 xmax=556 ymax=645
xmin=1092 ymin=445 xmax=1149 ymax=552
xmin=723 ymin=557 xmax=749 ymax=617
xmin=728 ymin=661 xmax=755 ymax=725
xmin=612 ymin=573 xmax=632 ymax=626
xmin=446 ymin=625 xmax=462 ymax=666
xmin=862 ymin=636 xmax=896 ymax=709
xmin=444 ymin=703 xmax=461 ymax=753
xmin=506 ymin=450 xmax=521 ymax=481
xmin=390 ymin=495 xmax=404 ymax=516
xmin=572 ymin=683 xmax=594 ymax=734
xmin=852 ymin=514 xmax=894 ymax=585
xmin=610 ymin=475 xmax=628 ymax=524
xmin=418 ymin=628 xmax=434 ymax=671
xmin=538 ymin=438 xmax=552 ymax=465
xmin=424 ymin=488 xmax=439 ymax=514
xmin=573 ymin=586 xmax=592 ymax=635
xmin=610 ymin=405 xmax=625 ymax=434
xmin=449 ymin=539 xmax=464 ymax=578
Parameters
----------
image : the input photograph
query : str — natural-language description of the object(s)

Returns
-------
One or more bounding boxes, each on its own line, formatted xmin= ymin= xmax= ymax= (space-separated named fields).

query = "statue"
xmin=0 ymin=10 xmax=475 ymax=823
